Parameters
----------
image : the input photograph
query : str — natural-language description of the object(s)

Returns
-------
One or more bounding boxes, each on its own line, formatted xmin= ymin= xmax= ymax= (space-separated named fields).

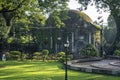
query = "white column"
xmin=89 ymin=32 xmax=92 ymax=43
xmin=50 ymin=36 xmax=53 ymax=49
xmin=72 ymin=32 xmax=74 ymax=52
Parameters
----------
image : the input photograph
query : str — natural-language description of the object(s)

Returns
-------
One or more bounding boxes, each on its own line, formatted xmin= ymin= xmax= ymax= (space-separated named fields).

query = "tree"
xmin=0 ymin=0 xmax=69 ymax=35
xmin=38 ymin=0 xmax=69 ymax=13
xmin=0 ymin=0 xmax=69 ymax=45
xmin=78 ymin=0 xmax=120 ymax=54
xmin=0 ymin=0 xmax=69 ymax=60
xmin=104 ymin=15 xmax=117 ymax=44
xmin=0 ymin=0 xmax=33 ymax=39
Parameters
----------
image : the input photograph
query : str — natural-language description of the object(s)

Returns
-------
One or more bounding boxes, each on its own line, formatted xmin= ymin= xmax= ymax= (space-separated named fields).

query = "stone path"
xmin=67 ymin=59 xmax=120 ymax=76
xmin=91 ymin=60 xmax=120 ymax=70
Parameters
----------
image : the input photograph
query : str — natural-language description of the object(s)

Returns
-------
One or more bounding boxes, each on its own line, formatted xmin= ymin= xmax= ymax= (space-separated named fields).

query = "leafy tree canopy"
xmin=0 ymin=0 xmax=69 ymax=26
xmin=38 ymin=0 xmax=69 ymax=13
xmin=78 ymin=0 xmax=120 ymax=12
xmin=0 ymin=0 xmax=69 ymax=37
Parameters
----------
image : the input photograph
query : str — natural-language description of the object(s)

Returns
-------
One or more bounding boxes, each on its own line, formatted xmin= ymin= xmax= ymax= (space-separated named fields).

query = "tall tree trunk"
xmin=109 ymin=11 xmax=120 ymax=55
xmin=4 ymin=26 xmax=12 ymax=38
xmin=1 ymin=11 xmax=14 ymax=38
xmin=1 ymin=12 xmax=13 ymax=52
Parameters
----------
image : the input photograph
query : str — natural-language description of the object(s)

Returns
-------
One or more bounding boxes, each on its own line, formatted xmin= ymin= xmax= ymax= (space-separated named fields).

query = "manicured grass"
xmin=0 ymin=61 xmax=120 ymax=80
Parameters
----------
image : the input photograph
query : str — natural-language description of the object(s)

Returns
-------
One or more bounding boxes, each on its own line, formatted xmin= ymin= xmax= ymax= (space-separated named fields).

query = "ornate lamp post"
xmin=64 ymin=39 xmax=69 ymax=80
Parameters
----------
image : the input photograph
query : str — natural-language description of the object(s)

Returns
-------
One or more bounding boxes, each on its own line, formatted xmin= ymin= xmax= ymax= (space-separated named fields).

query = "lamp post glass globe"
xmin=64 ymin=40 xmax=69 ymax=47
xmin=64 ymin=44 xmax=69 ymax=47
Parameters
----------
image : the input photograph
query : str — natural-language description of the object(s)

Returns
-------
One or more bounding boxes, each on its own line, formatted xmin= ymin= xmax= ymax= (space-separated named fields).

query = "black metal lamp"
xmin=64 ymin=39 xmax=69 ymax=80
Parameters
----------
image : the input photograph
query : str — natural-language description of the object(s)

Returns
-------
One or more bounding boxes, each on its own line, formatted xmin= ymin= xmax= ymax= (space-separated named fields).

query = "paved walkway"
xmin=67 ymin=59 xmax=120 ymax=75
xmin=74 ymin=60 xmax=120 ymax=70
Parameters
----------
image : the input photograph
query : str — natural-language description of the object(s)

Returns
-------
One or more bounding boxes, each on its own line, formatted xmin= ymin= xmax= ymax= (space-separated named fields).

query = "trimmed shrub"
xmin=34 ymin=52 xmax=41 ymax=56
xmin=47 ymin=54 xmax=57 ymax=60
xmin=10 ymin=51 xmax=21 ymax=55
xmin=21 ymin=53 xmax=27 ymax=60
xmin=58 ymin=52 xmax=65 ymax=62
xmin=114 ymin=50 xmax=120 ymax=56
xmin=57 ymin=52 xmax=73 ymax=62
xmin=42 ymin=50 xmax=49 ymax=55
xmin=9 ymin=51 xmax=21 ymax=60
xmin=80 ymin=43 xmax=99 ymax=57
xmin=33 ymin=52 xmax=41 ymax=60
xmin=5 ymin=52 xmax=11 ymax=60
xmin=42 ymin=49 xmax=49 ymax=61
xmin=58 ymin=52 xmax=65 ymax=57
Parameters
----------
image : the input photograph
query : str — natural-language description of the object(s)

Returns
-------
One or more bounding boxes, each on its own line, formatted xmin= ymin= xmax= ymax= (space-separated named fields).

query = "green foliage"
xmin=57 ymin=52 xmax=73 ymax=62
xmin=10 ymin=51 xmax=21 ymax=55
xmin=34 ymin=52 xmax=41 ymax=56
xmin=78 ymin=0 xmax=119 ymax=12
xmin=58 ymin=52 xmax=65 ymax=57
xmin=104 ymin=15 xmax=117 ymax=44
xmin=0 ymin=0 xmax=69 ymax=49
xmin=21 ymin=53 xmax=27 ymax=60
xmin=57 ymin=52 xmax=65 ymax=62
xmin=93 ymin=24 xmax=102 ymax=30
xmin=78 ymin=0 xmax=120 ymax=54
xmin=80 ymin=44 xmax=99 ymax=57
xmin=7 ymin=37 xmax=14 ymax=43
xmin=0 ymin=0 xmax=68 ymax=26
xmin=4 ymin=51 xmax=25 ymax=60
xmin=41 ymin=49 xmax=49 ymax=61
xmin=4 ymin=52 xmax=11 ymax=60
xmin=46 ymin=10 xmax=69 ymax=28
xmin=114 ymin=50 xmax=120 ymax=56
xmin=9 ymin=51 xmax=21 ymax=60
xmin=33 ymin=52 xmax=41 ymax=60
xmin=42 ymin=49 xmax=49 ymax=55
xmin=47 ymin=54 xmax=57 ymax=60
xmin=38 ymin=0 xmax=68 ymax=13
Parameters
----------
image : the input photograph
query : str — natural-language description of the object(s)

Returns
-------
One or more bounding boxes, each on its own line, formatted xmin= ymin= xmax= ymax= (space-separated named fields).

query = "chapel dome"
xmin=68 ymin=10 xmax=93 ymax=23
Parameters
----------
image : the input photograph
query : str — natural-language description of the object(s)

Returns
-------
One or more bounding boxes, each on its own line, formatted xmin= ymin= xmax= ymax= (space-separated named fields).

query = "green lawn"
xmin=0 ymin=61 xmax=120 ymax=80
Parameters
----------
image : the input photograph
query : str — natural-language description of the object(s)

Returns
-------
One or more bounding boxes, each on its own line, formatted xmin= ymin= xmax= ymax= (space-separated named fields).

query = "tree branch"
xmin=0 ymin=0 xmax=26 ymax=13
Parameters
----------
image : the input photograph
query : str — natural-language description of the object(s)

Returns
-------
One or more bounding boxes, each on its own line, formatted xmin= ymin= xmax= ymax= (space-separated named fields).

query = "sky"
xmin=68 ymin=0 xmax=110 ymax=24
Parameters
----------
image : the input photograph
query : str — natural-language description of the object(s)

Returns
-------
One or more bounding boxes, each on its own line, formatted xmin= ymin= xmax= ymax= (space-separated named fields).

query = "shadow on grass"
xmin=0 ymin=61 xmax=120 ymax=80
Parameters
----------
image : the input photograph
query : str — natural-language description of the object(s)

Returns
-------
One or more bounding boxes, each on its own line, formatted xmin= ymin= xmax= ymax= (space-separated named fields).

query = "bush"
xmin=114 ymin=50 xmax=120 ymax=56
xmin=47 ymin=54 xmax=57 ymax=60
xmin=9 ymin=51 xmax=21 ymax=60
xmin=42 ymin=50 xmax=49 ymax=55
xmin=33 ymin=52 xmax=41 ymax=60
xmin=34 ymin=52 xmax=41 ymax=56
xmin=80 ymin=44 xmax=99 ymax=57
xmin=58 ymin=52 xmax=65 ymax=57
xmin=10 ymin=51 xmax=21 ymax=55
xmin=42 ymin=49 xmax=49 ymax=61
xmin=57 ymin=52 xmax=73 ymax=62
xmin=21 ymin=53 xmax=27 ymax=60
xmin=57 ymin=52 xmax=65 ymax=62
xmin=5 ymin=52 xmax=11 ymax=60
